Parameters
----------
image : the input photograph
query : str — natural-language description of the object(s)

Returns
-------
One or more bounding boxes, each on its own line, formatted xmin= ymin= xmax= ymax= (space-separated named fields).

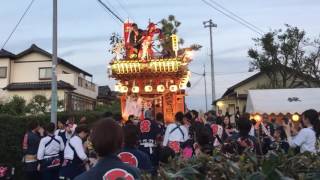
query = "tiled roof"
xmin=15 ymin=44 xmax=92 ymax=77
xmin=0 ymin=49 xmax=15 ymax=58
xmin=3 ymin=81 xmax=75 ymax=91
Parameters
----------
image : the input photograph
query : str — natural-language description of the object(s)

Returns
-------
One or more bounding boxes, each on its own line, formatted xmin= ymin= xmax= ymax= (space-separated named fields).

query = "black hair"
xmin=275 ymin=126 xmax=287 ymax=140
xmin=159 ymin=146 xmax=175 ymax=164
xmin=222 ymin=116 xmax=233 ymax=129
xmin=28 ymin=120 xmax=39 ymax=131
xmin=191 ymin=110 xmax=199 ymax=119
xmin=132 ymin=23 xmax=137 ymax=27
xmin=75 ymin=124 xmax=90 ymax=134
xmin=303 ymin=109 xmax=320 ymax=137
xmin=91 ymin=118 xmax=123 ymax=156
xmin=184 ymin=112 xmax=193 ymax=122
xmin=196 ymin=128 xmax=213 ymax=156
xmin=123 ymin=124 xmax=139 ymax=148
xmin=237 ymin=117 xmax=252 ymax=137
xmin=128 ymin=115 xmax=134 ymax=120
xmin=46 ymin=123 xmax=55 ymax=134
xmin=175 ymin=112 xmax=184 ymax=124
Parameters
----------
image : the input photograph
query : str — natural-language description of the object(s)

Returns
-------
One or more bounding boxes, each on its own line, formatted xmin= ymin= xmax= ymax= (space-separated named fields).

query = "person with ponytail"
xmin=283 ymin=109 xmax=320 ymax=153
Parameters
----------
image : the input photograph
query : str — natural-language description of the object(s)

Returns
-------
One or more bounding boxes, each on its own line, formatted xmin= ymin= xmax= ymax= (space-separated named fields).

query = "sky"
xmin=1 ymin=0 xmax=320 ymax=111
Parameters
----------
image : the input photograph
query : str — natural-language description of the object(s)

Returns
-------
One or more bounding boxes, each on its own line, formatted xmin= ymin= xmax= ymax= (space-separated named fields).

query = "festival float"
xmin=108 ymin=20 xmax=195 ymax=122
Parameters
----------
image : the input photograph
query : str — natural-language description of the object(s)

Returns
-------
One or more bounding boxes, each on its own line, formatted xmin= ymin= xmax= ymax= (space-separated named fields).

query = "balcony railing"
xmin=78 ymin=77 xmax=96 ymax=91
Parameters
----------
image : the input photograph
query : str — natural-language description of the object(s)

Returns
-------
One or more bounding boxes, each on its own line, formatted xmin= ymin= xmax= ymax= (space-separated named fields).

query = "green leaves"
xmin=159 ymin=151 xmax=320 ymax=180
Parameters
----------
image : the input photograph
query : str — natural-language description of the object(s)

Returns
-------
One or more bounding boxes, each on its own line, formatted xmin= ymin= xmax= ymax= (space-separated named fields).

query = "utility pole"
xmin=203 ymin=64 xmax=208 ymax=112
xmin=51 ymin=0 xmax=58 ymax=124
xmin=203 ymin=19 xmax=217 ymax=110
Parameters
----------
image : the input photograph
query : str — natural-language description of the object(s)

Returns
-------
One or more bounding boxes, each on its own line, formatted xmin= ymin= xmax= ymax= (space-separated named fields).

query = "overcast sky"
xmin=1 ymin=0 xmax=320 ymax=111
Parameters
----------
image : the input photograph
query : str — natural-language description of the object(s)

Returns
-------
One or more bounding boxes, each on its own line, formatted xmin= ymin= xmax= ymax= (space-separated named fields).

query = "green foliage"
xmin=95 ymin=100 xmax=121 ymax=114
xmin=159 ymin=151 xmax=320 ymax=180
xmin=26 ymin=95 xmax=50 ymax=114
xmin=0 ymin=111 xmax=105 ymax=180
xmin=159 ymin=15 xmax=183 ymax=57
xmin=248 ymin=24 xmax=320 ymax=88
xmin=0 ymin=95 xmax=27 ymax=115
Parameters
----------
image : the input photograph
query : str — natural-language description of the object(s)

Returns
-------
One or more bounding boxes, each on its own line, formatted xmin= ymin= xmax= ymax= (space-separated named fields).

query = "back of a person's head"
xmin=28 ymin=120 xmax=39 ymax=131
xmin=184 ymin=112 xmax=193 ymax=122
xmin=191 ymin=110 xmax=199 ymax=119
xmin=46 ymin=122 xmax=55 ymax=134
xmin=196 ymin=127 xmax=211 ymax=146
xmin=123 ymin=124 xmax=139 ymax=148
xmin=175 ymin=112 xmax=184 ymax=124
xmin=237 ymin=117 xmax=252 ymax=137
xmin=75 ymin=124 xmax=90 ymax=134
xmin=91 ymin=118 xmax=123 ymax=157
xmin=159 ymin=146 xmax=175 ymax=164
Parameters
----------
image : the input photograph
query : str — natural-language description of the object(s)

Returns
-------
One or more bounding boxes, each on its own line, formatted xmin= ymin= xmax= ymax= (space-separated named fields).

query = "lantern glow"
xmin=144 ymin=85 xmax=153 ymax=92
xmin=292 ymin=114 xmax=300 ymax=122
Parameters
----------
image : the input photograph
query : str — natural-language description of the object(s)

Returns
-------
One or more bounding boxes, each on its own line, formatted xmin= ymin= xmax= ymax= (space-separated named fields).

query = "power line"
xmin=97 ymin=0 xmax=124 ymax=24
xmin=208 ymin=0 xmax=265 ymax=33
xmin=200 ymin=0 xmax=263 ymax=35
xmin=1 ymin=0 xmax=36 ymax=49
xmin=115 ymin=0 xmax=136 ymax=21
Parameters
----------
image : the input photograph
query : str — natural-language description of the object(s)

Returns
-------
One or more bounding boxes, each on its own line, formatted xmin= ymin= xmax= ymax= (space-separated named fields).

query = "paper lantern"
xmin=157 ymin=85 xmax=165 ymax=92
xmin=120 ymin=86 xmax=128 ymax=93
xmin=169 ymin=85 xmax=178 ymax=92
xmin=132 ymin=86 xmax=139 ymax=93
xmin=144 ymin=85 xmax=153 ymax=92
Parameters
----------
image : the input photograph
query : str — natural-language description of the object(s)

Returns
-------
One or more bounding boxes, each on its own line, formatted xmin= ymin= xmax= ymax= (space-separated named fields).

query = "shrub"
xmin=0 ymin=96 xmax=27 ymax=115
xmin=0 ymin=111 xmax=104 ymax=179
xmin=26 ymin=95 xmax=50 ymax=114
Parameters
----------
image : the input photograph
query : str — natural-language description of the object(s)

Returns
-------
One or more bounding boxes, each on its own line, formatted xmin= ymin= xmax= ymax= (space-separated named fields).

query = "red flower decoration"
xmin=103 ymin=168 xmax=135 ymax=180
xmin=140 ymin=120 xmax=151 ymax=133
xmin=118 ymin=152 xmax=138 ymax=167
xmin=168 ymin=141 xmax=181 ymax=153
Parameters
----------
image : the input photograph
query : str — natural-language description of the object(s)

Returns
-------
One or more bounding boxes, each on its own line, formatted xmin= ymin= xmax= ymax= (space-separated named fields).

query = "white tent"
xmin=246 ymin=88 xmax=320 ymax=114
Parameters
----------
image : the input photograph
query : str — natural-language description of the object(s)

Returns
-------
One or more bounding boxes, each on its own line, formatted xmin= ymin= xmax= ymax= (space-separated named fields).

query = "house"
xmin=0 ymin=44 xmax=98 ymax=111
xmin=214 ymin=70 xmax=320 ymax=117
xmin=97 ymin=85 xmax=118 ymax=105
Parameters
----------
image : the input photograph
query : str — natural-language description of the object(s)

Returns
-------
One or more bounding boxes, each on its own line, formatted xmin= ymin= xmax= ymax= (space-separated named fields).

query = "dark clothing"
xmin=59 ymin=142 xmax=85 ymax=179
xmin=23 ymin=131 xmax=41 ymax=155
xmin=57 ymin=130 xmax=68 ymax=146
xmin=22 ymin=131 xmax=41 ymax=180
xmin=118 ymin=147 xmax=152 ymax=172
xmin=138 ymin=119 xmax=161 ymax=155
xmin=41 ymin=168 xmax=59 ymax=180
xmin=74 ymin=155 xmax=140 ymax=180
xmin=222 ymin=133 xmax=259 ymax=155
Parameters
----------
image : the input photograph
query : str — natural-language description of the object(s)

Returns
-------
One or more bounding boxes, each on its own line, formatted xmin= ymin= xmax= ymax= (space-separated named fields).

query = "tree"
xmin=0 ymin=96 xmax=27 ymax=115
xmin=27 ymin=95 xmax=50 ymax=114
xmin=159 ymin=15 xmax=202 ymax=57
xmin=248 ymin=24 xmax=320 ymax=88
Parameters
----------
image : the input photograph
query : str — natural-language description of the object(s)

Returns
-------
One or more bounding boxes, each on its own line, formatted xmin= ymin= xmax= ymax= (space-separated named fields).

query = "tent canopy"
xmin=246 ymin=88 xmax=320 ymax=115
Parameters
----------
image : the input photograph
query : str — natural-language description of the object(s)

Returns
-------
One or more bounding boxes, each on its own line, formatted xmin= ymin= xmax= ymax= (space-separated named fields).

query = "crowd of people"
xmin=21 ymin=108 xmax=320 ymax=180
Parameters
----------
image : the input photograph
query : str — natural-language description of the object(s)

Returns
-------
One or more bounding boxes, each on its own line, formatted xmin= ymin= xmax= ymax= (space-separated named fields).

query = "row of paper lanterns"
xmin=115 ymin=84 xmax=185 ymax=93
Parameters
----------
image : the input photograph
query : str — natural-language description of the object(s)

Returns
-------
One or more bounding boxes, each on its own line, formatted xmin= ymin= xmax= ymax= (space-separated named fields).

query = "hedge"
xmin=0 ymin=111 xmax=104 ymax=179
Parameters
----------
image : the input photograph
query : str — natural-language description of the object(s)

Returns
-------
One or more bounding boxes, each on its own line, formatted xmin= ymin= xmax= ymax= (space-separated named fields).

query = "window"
xmin=39 ymin=67 xmax=52 ymax=80
xmin=0 ymin=67 xmax=7 ymax=78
